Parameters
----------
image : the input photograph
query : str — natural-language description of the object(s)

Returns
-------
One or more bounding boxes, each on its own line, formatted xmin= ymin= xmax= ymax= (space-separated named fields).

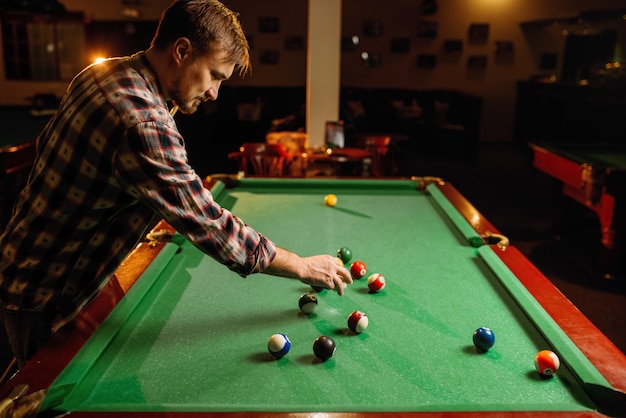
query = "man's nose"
xmin=206 ymin=81 xmax=221 ymax=101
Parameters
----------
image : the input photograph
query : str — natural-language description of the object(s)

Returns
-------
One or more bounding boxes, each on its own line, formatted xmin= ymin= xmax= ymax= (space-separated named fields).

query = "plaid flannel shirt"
xmin=0 ymin=53 xmax=276 ymax=330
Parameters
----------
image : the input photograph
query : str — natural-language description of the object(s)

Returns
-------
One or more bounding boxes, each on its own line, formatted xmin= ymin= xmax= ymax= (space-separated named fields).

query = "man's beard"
xmin=170 ymin=82 xmax=207 ymax=115
xmin=173 ymin=98 xmax=201 ymax=115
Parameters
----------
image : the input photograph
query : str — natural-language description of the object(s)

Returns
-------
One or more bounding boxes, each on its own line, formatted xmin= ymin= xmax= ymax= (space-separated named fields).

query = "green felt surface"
xmin=0 ymin=107 xmax=50 ymax=148
xmin=43 ymin=178 xmax=608 ymax=413
xmin=583 ymin=152 xmax=626 ymax=169
xmin=539 ymin=143 xmax=626 ymax=170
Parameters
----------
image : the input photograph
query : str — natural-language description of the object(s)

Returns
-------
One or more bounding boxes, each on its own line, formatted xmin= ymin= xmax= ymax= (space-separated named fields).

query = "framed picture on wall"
xmin=494 ymin=40 xmax=514 ymax=65
xmin=259 ymin=49 xmax=279 ymax=64
xmin=443 ymin=39 xmax=463 ymax=53
xmin=467 ymin=55 xmax=487 ymax=70
xmin=258 ymin=17 xmax=279 ymax=33
xmin=390 ymin=37 xmax=410 ymax=53
xmin=361 ymin=52 xmax=382 ymax=68
xmin=495 ymin=40 xmax=514 ymax=55
xmin=417 ymin=20 xmax=438 ymax=39
xmin=363 ymin=20 xmax=383 ymax=37
xmin=284 ymin=35 xmax=304 ymax=51
xmin=468 ymin=23 xmax=489 ymax=44
xmin=417 ymin=54 xmax=436 ymax=69
xmin=341 ymin=35 xmax=359 ymax=51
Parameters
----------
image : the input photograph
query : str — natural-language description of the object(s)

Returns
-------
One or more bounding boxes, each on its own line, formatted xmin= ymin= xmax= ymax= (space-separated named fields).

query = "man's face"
xmin=170 ymin=46 xmax=235 ymax=115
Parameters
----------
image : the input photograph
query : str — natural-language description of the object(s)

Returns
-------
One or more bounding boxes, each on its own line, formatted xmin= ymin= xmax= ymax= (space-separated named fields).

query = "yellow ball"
xmin=324 ymin=194 xmax=337 ymax=207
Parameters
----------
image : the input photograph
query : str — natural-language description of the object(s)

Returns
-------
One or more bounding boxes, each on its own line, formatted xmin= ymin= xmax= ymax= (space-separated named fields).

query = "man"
xmin=0 ymin=0 xmax=352 ymax=368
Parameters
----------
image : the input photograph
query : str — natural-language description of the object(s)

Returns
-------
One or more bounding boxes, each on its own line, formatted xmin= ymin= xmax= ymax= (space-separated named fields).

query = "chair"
xmin=357 ymin=135 xmax=391 ymax=176
xmin=228 ymin=142 xmax=292 ymax=177
xmin=266 ymin=131 xmax=308 ymax=176
xmin=0 ymin=141 xmax=37 ymax=232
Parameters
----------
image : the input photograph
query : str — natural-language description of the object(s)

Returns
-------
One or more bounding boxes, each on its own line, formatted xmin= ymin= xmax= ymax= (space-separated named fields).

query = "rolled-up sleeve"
xmin=113 ymin=120 xmax=277 ymax=276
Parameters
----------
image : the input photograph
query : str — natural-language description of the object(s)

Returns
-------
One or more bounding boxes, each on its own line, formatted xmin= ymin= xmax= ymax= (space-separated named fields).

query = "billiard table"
xmin=529 ymin=142 xmax=626 ymax=279
xmin=1 ymin=177 xmax=625 ymax=417
xmin=0 ymin=107 xmax=51 ymax=223
xmin=0 ymin=106 xmax=52 ymax=150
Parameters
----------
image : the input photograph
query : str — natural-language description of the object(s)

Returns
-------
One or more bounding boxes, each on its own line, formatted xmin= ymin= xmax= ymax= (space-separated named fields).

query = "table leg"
xmin=561 ymin=184 xmax=625 ymax=279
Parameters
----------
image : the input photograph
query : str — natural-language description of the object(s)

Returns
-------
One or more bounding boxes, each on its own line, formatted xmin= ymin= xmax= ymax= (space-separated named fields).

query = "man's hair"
xmin=151 ymin=0 xmax=250 ymax=76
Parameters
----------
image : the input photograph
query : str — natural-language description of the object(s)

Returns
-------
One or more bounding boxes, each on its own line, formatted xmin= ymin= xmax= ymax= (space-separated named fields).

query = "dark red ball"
xmin=347 ymin=311 xmax=369 ymax=333
xmin=350 ymin=261 xmax=367 ymax=279
xmin=367 ymin=273 xmax=386 ymax=293
xmin=313 ymin=336 xmax=336 ymax=361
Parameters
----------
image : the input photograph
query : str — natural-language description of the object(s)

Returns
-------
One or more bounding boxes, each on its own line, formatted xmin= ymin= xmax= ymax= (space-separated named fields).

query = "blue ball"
xmin=473 ymin=327 xmax=495 ymax=351
xmin=268 ymin=333 xmax=291 ymax=358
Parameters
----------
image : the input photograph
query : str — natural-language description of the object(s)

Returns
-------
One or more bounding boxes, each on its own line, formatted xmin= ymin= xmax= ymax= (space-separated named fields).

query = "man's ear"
xmin=173 ymin=37 xmax=192 ymax=63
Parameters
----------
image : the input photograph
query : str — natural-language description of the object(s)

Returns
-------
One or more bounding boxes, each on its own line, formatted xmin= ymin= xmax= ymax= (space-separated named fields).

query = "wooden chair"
xmin=0 ymin=140 xmax=37 ymax=232
xmin=357 ymin=135 xmax=391 ymax=176
xmin=266 ymin=131 xmax=308 ymax=176
xmin=228 ymin=142 xmax=293 ymax=176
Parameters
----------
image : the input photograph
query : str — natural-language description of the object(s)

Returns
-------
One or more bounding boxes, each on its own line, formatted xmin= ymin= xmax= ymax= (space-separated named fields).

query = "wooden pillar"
xmin=307 ymin=0 xmax=341 ymax=148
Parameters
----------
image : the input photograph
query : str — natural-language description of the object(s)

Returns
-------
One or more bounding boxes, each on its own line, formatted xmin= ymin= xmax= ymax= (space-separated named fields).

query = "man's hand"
xmin=263 ymin=249 xmax=353 ymax=295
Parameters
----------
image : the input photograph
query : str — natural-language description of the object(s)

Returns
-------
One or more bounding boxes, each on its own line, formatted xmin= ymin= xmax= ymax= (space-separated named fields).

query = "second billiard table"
xmin=1 ymin=177 xmax=625 ymax=417
xmin=530 ymin=142 xmax=626 ymax=279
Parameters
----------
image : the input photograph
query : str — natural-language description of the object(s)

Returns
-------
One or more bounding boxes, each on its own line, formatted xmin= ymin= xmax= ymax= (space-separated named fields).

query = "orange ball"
xmin=534 ymin=350 xmax=560 ymax=377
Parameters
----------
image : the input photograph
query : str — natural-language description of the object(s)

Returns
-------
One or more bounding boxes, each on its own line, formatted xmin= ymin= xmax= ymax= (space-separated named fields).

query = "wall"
xmin=69 ymin=0 xmax=310 ymax=87
xmin=1 ymin=0 xmax=625 ymax=142
xmin=337 ymin=0 xmax=626 ymax=142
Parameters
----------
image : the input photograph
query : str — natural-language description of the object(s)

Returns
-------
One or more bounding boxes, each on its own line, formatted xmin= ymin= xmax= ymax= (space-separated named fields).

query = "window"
xmin=1 ymin=12 xmax=85 ymax=81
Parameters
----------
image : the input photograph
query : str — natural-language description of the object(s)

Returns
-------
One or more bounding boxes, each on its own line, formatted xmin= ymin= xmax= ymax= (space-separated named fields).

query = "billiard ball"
xmin=534 ymin=350 xmax=560 ymax=377
xmin=472 ymin=327 xmax=495 ymax=351
xmin=324 ymin=194 xmax=337 ymax=207
xmin=337 ymin=247 xmax=352 ymax=263
xmin=347 ymin=311 xmax=369 ymax=333
xmin=367 ymin=273 xmax=386 ymax=293
xmin=350 ymin=261 xmax=367 ymax=279
xmin=298 ymin=293 xmax=318 ymax=314
xmin=313 ymin=336 xmax=336 ymax=361
xmin=267 ymin=333 xmax=291 ymax=359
